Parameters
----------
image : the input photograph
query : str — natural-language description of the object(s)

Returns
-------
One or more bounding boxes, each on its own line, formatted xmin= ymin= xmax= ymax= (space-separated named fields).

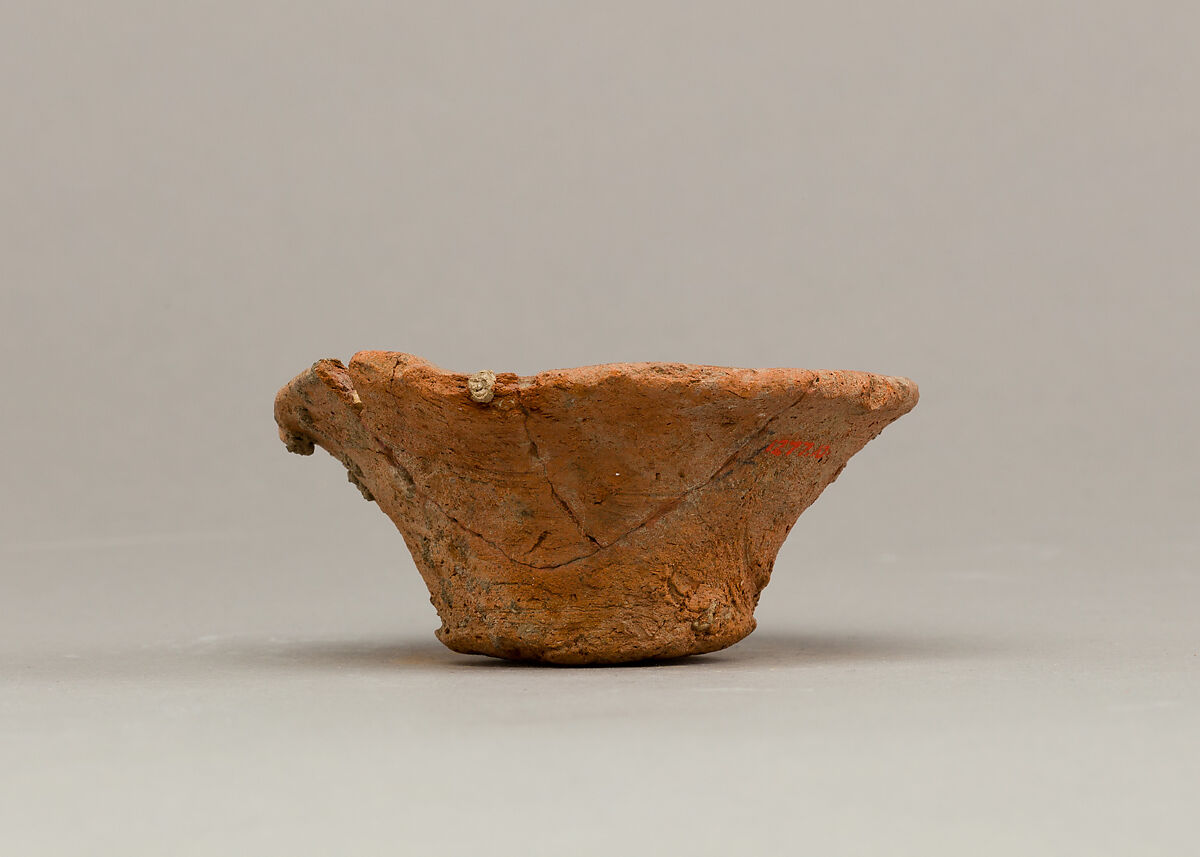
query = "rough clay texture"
xmin=275 ymin=352 xmax=919 ymax=664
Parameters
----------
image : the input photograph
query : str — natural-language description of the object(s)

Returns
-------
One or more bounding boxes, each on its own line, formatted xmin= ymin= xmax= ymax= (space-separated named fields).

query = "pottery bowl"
xmin=275 ymin=352 xmax=918 ymax=664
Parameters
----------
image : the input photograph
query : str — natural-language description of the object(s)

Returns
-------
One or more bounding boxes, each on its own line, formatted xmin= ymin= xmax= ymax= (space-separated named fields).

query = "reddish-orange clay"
xmin=275 ymin=352 xmax=918 ymax=664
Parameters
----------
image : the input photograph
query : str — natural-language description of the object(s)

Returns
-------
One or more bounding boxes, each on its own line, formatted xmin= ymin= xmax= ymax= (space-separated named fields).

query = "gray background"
xmin=3 ymin=2 xmax=1197 ymax=854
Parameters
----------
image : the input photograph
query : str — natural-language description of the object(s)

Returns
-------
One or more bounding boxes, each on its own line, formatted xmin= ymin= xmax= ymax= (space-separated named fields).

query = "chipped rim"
xmin=339 ymin=351 xmax=920 ymax=409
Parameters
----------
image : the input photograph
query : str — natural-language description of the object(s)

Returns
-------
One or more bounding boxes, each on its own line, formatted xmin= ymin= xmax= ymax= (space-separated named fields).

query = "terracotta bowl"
xmin=275 ymin=352 xmax=918 ymax=664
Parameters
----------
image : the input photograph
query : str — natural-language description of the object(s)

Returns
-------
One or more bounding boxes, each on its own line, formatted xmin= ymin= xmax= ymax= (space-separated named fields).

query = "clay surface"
xmin=275 ymin=353 xmax=918 ymax=664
